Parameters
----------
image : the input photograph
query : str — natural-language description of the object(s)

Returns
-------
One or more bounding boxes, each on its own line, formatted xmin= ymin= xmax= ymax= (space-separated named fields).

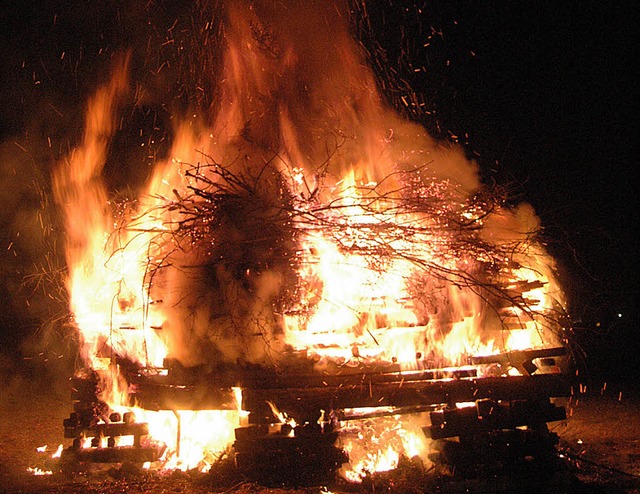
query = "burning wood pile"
xmin=45 ymin=0 xmax=573 ymax=484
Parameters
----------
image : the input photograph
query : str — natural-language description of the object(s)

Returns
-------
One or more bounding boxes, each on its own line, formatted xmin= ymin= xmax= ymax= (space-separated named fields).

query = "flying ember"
xmin=50 ymin=0 xmax=569 ymax=479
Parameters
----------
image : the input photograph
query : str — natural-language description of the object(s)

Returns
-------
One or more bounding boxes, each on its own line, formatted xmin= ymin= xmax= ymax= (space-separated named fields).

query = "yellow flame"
xmin=338 ymin=413 xmax=431 ymax=482
xmin=52 ymin=2 xmax=567 ymax=474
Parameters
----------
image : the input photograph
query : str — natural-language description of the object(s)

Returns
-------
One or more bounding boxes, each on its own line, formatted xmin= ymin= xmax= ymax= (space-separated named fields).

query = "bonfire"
xmin=47 ymin=0 xmax=571 ymax=482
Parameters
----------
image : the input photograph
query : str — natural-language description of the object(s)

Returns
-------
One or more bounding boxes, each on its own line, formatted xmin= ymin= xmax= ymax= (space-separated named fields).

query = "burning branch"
xmin=113 ymin=150 xmax=569 ymax=370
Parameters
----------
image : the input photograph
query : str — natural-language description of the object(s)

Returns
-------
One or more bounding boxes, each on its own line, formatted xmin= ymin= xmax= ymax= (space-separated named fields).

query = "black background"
xmin=0 ymin=1 xmax=637 ymax=382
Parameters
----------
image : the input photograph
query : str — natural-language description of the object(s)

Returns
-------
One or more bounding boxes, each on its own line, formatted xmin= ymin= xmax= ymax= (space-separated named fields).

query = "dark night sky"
xmin=0 ymin=1 xmax=637 ymax=379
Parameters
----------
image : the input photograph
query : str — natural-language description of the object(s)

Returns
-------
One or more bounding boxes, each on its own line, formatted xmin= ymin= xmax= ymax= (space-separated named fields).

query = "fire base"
xmin=56 ymin=347 xmax=571 ymax=482
xmin=234 ymin=424 xmax=347 ymax=485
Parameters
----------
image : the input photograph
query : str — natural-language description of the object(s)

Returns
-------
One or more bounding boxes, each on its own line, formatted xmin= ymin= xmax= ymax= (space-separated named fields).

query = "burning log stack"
xmin=48 ymin=149 xmax=575 ymax=481
xmin=47 ymin=0 xmax=576 ymax=485
xmin=53 ymin=345 xmax=570 ymax=482
xmin=58 ymin=373 xmax=164 ymax=471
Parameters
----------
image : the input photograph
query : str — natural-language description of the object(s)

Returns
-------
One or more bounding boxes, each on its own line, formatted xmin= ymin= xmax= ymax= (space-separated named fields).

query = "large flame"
xmin=52 ymin=0 xmax=567 ymax=476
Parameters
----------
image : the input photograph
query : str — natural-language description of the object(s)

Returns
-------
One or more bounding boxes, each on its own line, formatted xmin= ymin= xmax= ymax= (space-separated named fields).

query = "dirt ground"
xmin=1 ymin=369 xmax=639 ymax=494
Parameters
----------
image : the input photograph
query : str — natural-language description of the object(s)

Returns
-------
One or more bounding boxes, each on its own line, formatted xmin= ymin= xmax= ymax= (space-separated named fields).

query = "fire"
xmin=52 ymin=56 xmax=168 ymax=371
xmin=282 ymin=173 xmax=422 ymax=363
xmin=136 ymin=409 xmax=245 ymax=472
xmin=50 ymin=0 xmax=568 ymax=478
xmin=338 ymin=412 xmax=431 ymax=482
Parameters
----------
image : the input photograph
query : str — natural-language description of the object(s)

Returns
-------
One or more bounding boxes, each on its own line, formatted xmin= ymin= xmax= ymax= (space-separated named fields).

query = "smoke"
xmin=0 ymin=134 xmax=76 ymax=392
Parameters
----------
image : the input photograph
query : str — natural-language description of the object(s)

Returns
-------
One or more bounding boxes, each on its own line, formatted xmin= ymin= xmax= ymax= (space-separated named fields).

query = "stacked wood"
xmin=233 ymin=422 xmax=347 ymax=485
xmin=59 ymin=373 xmax=162 ymax=469
xmin=123 ymin=348 xmax=570 ymax=423
xmin=425 ymin=398 xmax=566 ymax=440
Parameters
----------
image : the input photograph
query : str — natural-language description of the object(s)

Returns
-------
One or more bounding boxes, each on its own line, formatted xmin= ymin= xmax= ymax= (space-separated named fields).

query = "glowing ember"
xmin=29 ymin=444 xmax=63 ymax=476
xmin=51 ymin=0 xmax=568 ymax=477
xmin=338 ymin=412 xmax=431 ymax=482
xmin=27 ymin=467 xmax=53 ymax=476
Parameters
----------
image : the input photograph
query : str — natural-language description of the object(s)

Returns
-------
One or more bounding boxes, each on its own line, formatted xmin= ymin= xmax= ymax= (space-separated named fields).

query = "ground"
xmin=1 ymin=369 xmax=639 ymax=494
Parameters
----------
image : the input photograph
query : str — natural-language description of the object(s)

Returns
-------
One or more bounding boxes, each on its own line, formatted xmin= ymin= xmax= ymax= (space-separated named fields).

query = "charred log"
xmin=233 ymin=423 xmax=347 ymax=485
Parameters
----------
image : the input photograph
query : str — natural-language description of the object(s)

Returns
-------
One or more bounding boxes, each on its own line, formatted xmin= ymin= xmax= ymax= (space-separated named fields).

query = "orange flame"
xmin=338 ymin=412 xmax=431 ymax=482
xmin=52 ymin=0 xmax=567 ymax=475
